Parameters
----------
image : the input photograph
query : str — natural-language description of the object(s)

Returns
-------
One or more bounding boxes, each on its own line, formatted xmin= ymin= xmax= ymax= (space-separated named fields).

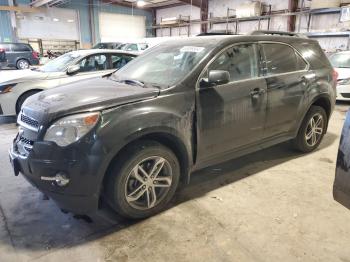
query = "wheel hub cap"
xmin=125 ymin=156 xmax=172 ymax=210
xmin=305 ymin=113 xmax=324 ymax=147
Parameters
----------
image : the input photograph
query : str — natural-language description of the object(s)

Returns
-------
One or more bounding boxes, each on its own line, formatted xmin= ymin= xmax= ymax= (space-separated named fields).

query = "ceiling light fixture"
xmin=137 ymin=0 xmax=147 ymax=7
xmin=52 ymin=18 xmax=60 ymax=22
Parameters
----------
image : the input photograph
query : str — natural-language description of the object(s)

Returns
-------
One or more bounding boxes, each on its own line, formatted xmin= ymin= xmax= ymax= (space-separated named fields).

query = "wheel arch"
xmin=15 ymin=89 xmax=43 ymax=114
xmin=100 ymin=129 xmax=193 ymax=198
xmin=295 ymin=94 xmax=333 ymax=136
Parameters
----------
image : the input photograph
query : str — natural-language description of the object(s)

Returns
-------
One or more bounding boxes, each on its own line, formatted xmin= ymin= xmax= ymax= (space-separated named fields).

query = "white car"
xmin=329 ymin=51 xmax=350 ymax=101
xmin=118 ymin=43 xmax=149 ymax=53
xmin=0 ymin=49 xmax=137 ymax=116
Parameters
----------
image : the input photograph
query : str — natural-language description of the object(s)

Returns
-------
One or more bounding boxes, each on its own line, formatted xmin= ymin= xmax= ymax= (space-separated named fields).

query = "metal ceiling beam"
xmin=177 ymin=0 xmax=201 ymax=8
xmin=30 ymin=0 xmax=56 ymax=7
xmin=0 ymin=5 xmax=39 ymax=12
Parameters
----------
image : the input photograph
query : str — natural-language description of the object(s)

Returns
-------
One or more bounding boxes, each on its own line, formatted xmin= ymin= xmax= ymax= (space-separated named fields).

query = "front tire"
xmin=292 ymin=106 xmax=327 ymax=153
xmin=16 ymin=59 xmax=30 ymax=69
xmin=105 ymin=140 xmax=180 ymax=219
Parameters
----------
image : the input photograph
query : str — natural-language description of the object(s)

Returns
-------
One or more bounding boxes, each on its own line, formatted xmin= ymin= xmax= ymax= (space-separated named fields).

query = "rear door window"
xmin=110 ymin=54 xmax=135 ymax=69
xmin=261 ymin=43 xmax=307 ymax=76
xmin=78 ymin=54 xmax=108 ymax=72
xmin=11 ymin=44 xmax=32 ymax=52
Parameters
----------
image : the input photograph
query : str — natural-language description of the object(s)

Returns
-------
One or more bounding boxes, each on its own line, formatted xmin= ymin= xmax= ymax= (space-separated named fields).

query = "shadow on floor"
xmin=0 ymin=132 xmax=338 ymax=254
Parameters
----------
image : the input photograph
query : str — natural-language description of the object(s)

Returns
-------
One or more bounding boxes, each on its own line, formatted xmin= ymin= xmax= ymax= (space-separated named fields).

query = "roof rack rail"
xmin=251 ymin=30 xmax=308 ymax=38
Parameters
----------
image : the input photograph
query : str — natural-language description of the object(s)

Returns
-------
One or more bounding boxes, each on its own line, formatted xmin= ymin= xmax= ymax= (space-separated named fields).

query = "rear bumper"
xmin=8 ymin=136 xmax=108 ymax=214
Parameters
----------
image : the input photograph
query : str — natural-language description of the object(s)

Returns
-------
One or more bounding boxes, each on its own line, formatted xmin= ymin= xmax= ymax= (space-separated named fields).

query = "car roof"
xmin=68 ymin=49 xmax=139 ymax=56
xmin=0 ymin=42 xmax=31 ymax=45
xmin=159 ymin=34 xmax=317 ymax=48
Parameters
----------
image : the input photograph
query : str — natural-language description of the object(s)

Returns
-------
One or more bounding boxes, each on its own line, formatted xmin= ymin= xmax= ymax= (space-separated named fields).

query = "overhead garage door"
xmin=16 ymin=7 xmax=79 ymax=41
xmin=99 ymin=12 xmax=146 ymax=42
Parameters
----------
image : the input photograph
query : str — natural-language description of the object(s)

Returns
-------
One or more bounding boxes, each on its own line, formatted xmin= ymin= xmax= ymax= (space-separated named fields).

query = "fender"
xmin=94 ymin=97 xmax=196 ymax=193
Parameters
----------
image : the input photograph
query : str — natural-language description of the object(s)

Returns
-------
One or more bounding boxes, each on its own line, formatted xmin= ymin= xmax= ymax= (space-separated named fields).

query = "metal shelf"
xmin=307 ymin=31 xmax=350 ymax=37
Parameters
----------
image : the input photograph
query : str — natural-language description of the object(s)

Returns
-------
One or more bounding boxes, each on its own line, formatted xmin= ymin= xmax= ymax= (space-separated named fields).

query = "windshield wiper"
xmin=116 ymin=79 xmax=145 ymax=87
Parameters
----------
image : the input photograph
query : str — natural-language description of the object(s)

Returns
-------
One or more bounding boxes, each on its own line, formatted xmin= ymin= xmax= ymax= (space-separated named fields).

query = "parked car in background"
xmin=334 ymin=109 xmax=350 ymax=209
xmin=117 ymin=42 xmax=149 ymax=52
xmin=329 ymin=51 xmax=350 ymax=101
xmin=93 ymin=42 xmax=122 ymax=49
xmin=0 ymin=47 xmax=6 ymax=68
xmin=9 ymin=34 xmax=336 ymax=219
xmin=0 ymin=49 xmax=137 ymax=116
xmin=0 ymin=43 xmax=39 ymax=69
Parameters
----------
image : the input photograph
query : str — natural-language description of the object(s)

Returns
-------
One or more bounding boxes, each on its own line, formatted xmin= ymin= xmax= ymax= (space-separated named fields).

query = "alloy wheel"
xmin=18 ymin=60 xmax=29 ymax=69
xmin=125 ymin=156 xmax=173 ymax=210
xmin=305 ymin=113 xmax=324 ymax=147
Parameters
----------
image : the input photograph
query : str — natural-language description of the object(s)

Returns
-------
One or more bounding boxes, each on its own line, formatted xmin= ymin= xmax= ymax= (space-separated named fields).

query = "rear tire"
xmin=105 ymin=140 xmax=180 ymax=219
xmin=16 ymin=59 xmax=30 ymax=70
xmin=292 ymin=106 xmax=327 ymax=153
xmin=16 ymin=90 xmax=40 ymax=114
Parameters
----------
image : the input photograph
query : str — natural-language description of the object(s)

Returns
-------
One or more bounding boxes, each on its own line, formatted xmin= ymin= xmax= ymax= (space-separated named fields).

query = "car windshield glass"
xmin=329 ymin=53 xmax=350 ymax=68
xmin=111 ymin=42 xmax=213 ymax=87
xmin=40 ymin=52 xmax=81 ymax=72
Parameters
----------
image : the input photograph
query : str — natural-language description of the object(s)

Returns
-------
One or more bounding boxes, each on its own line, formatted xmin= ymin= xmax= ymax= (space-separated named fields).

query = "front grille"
xmin=19 ymin=113 xmax=39 ymax=131
xmin=19 ymin=136 xmax=34 ymax=146
xmin=341 ymin=93 xmax=350 ymax=98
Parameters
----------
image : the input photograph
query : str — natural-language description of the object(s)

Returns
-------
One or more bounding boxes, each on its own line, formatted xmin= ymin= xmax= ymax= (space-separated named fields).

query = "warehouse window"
xmin=208 ymin=43 xmax=259 ymax=82
xmin=262 ymin=43 xmax=307 ymax=75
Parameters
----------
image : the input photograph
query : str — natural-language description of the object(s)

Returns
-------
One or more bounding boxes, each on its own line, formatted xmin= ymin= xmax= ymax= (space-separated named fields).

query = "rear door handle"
xmin=250 ymin=88 xmax=266 ymax=97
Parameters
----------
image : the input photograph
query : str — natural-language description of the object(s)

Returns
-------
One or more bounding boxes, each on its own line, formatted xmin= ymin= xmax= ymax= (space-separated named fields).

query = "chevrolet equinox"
xmin=9 ymin=34 xmax=336 ymax=219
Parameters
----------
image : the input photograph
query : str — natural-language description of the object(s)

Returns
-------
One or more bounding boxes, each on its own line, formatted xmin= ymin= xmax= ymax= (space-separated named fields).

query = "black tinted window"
xmin=12 ymin=44 xmax=32 ymax=52
xmin=208 ymin=43 xmax=259 ymax=82
xmin=262 ymin=43 xmax=307 ymax=75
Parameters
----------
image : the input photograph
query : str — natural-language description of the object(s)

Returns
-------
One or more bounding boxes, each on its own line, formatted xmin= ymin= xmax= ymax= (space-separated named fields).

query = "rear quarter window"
xmin=0 ymin=44 xmax=11 ymax=51
xmin=293 ymin=42 xmax=332 ymax=70
xmin=262 ymin=43 xmax=307 ymax=75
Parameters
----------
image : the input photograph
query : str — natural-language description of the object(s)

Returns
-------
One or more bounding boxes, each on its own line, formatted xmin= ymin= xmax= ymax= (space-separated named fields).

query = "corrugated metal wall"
xmin=0 ymin=0 xmax=14 ymax=42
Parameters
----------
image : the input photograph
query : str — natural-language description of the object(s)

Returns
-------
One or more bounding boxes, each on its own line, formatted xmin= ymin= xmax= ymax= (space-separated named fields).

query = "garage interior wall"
xmin=156 ymin=5 xmax=201 ymax=37
xmin=3 ymin=0 xmax=153 ymax=48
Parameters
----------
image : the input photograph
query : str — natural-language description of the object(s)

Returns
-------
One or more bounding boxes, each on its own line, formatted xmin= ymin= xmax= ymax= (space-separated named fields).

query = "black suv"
xmin=0 ymin=43 xmax=39 ymax=69
xmin=9 ymin=34 xmax=336 ymax=219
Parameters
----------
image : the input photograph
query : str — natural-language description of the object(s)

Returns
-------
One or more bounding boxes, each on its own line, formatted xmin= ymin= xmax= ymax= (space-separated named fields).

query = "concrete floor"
xmin=1 ymin=104 xmax=350 ymax=262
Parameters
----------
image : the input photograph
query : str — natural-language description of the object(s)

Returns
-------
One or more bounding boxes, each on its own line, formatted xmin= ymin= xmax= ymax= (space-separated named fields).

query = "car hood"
xmin=335 ymin=67 xmax=350 ymax=80
xmin=22 ymin=77 xmax=160 ymax=124
xmin=0 ymin=69 xmax=49 ymax=85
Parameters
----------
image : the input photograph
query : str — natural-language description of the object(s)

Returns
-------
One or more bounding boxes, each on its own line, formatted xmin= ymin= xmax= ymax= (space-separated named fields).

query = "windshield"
xmin=329 ymin=53 xmax=350 ymax=68
xmin=111 ymin=42 xmax=213 ymax=87
xmin=40 ymin=52 xmax=81 ymax=72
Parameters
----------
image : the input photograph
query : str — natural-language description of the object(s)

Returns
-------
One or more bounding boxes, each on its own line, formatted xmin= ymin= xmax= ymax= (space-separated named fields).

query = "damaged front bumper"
xmin=9 ymin=136 xmax=107 ymax=214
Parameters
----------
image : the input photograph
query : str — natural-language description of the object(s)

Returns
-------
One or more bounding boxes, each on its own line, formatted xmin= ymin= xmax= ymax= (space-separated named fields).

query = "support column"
xmin=200 ymin=0 xmax=208 ymax=33
xmin=288 ymin=0 xmax=298 ymax=32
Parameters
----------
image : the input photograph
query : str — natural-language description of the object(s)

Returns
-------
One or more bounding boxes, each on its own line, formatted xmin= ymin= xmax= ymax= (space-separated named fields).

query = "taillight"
xmin=333 ymin=69 xmax=339 ymax=87
xmin=0 ymin=48 xmax=5 ymax=53
xmin=32 ymin=51 xmax=39 ymax=59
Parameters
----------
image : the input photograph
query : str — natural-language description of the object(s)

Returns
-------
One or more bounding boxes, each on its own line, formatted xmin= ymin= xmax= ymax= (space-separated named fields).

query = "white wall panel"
xmin=16 ymin=7 xmax=79 ymax=40
xmin=99 ymin=12 xmax=146 ymax=41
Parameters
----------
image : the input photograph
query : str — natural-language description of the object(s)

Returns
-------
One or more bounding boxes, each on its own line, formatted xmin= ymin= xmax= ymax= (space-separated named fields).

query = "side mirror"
xmin=208 ymin=70 xmax=230 ymax=86
xmin=66 ymin=64 xmax=80 ymax=75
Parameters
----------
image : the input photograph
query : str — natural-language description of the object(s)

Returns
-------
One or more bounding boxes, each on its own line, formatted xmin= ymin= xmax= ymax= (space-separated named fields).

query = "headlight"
xmin=0 ymin=84 xmax=17 ymax=94
xmin=338 ymin=78 xmax=350 ymax=85
xmin=44 ymin=112 xmax=100 ymax=147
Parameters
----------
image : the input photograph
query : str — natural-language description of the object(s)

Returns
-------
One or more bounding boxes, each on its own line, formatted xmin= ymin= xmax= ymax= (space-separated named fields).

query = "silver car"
xmin=0 ymin=49 xmax=137 ymax=116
